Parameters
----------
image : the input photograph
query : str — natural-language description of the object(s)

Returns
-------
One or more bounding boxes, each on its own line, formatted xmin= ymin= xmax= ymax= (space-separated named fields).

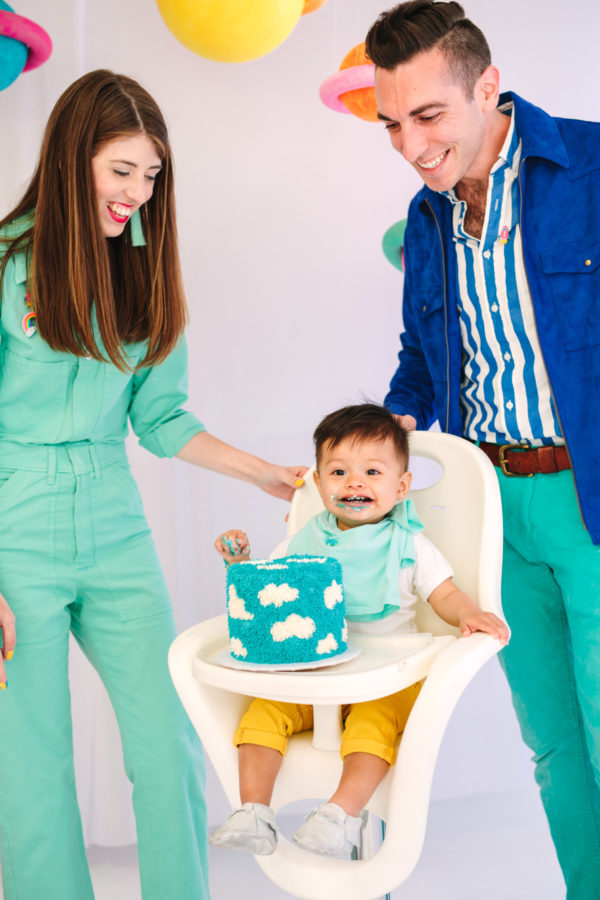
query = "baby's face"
xmin=314 ymin=436 xmax=412 ymax=531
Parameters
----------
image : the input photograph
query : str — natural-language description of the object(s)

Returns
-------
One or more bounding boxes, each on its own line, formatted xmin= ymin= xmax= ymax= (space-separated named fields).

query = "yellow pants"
xmin=234 ymin=682 xmax=421 ymax=766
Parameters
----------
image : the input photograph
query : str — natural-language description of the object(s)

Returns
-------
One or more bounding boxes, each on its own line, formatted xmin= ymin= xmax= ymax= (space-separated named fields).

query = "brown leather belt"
xmin=478 ymin=442 xmax=571 ymax=477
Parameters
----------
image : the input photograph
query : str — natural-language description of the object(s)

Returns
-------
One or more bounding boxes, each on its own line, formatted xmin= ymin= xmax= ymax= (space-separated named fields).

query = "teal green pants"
xmin=0 ymin=441 xmax=209 ymax=900
xmin=497 ymin=469 xmax=600 ymax=899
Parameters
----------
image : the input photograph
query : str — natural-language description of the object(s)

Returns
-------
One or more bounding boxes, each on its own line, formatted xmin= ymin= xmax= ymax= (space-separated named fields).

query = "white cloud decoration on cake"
xmin=271 ymin=614 xmax=316 ymax=642
xmin=228 ymin=585 xmax=254 ymax=620
xmin=230 ymin=637 xmax=248 ymax=658
xmin=258 ymin=582 xmax=299 ymax=608
xmin=316 ymin=633 xmax=338 ymax=655
xmin=324 ymin=580 xmax=343 ymax=609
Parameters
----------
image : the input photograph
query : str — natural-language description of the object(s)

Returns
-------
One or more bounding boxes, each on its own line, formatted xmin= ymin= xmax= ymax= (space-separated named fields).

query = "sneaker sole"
xmin=209 ymin=831 xmax=277 ymax=856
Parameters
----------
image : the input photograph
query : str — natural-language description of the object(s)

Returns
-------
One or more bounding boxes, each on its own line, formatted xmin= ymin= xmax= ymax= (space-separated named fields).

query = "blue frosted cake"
xmin=226 ymin=555 xmax=348 ymax=665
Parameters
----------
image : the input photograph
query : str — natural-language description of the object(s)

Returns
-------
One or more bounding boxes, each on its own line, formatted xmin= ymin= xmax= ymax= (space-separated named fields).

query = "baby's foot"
xmin=209 ymin=803 xmax=278 ymax=855
xmin=293 ymin=802 xmax=366 ymax=858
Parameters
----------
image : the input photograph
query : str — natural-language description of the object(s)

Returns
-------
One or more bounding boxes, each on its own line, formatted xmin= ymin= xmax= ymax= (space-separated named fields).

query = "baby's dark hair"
xmin=314 ymin=403 xmax=409 ymax=469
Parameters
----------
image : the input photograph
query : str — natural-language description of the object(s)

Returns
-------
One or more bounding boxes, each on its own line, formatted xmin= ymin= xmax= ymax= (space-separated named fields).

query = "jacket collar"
xmin=2 ymin=214 xmax=33 ymax=286
xmin=14 ymin=253 xmax=27 ymax=286
xmin=418 ymin=91 xmax=569 ymax=215
xmin=504 ymin=91 xmax=569 ymax=168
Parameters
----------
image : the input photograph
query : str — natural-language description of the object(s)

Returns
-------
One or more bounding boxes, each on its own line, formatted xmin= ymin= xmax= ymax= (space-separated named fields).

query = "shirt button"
xmin=491 ymin=303 xmax=499 ymax=312
xmin=504 ymin=352 xmax=511 ymax=362
xmin=483 ymin=249 xmax=491 ymax=259
xmin=585 ymin=259 xmax=592 ymax=266
xmin=506 ymin=401 xmax=514 ymax=411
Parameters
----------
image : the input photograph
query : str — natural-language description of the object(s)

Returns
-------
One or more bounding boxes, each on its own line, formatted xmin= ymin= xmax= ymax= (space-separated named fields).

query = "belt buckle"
xmin=498 ymin=444 xmax=534 ymax=477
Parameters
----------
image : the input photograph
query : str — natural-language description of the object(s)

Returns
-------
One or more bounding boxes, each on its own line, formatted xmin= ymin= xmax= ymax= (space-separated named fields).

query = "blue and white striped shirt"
xmin=443 ymin=106 xmax=563 ymax=446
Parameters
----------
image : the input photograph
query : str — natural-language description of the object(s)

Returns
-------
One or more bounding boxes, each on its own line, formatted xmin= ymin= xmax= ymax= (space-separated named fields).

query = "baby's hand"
xmin=214 ymin=530 xmax=250 ymax=565
xmin=460 ymin=611 xmax=510 ymax=645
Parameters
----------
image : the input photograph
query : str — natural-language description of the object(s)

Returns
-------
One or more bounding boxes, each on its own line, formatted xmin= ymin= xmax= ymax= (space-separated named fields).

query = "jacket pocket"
xmin=541 ymin=239 xmax=600 ymax=350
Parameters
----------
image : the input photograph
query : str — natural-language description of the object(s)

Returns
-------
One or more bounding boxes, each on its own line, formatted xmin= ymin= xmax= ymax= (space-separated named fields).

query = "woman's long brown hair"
xmin=0 ymin=69 xmax=187 ymax=369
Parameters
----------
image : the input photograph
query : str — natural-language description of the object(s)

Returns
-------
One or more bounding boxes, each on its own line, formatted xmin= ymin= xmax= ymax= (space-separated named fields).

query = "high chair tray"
xmin=185 ymin=615 xmax=456 ymax=705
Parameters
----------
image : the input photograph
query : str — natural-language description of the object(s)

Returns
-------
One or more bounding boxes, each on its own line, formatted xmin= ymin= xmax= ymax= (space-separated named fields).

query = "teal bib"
xmin=288 ymin=500 xmax=424 ymax=621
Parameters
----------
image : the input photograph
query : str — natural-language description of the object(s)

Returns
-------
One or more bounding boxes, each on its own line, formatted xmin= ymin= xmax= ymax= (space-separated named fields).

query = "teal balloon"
xmin=0 ymin=35 xmax=27 ymax=90
xmin=382 ymin=219 xmax=407 ymax=273
xmin=0 ymin=1 xmax=28 ymax=91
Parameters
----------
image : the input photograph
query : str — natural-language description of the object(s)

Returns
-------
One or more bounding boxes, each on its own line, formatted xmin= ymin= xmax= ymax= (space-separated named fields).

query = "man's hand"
xmin=393 ymin=414 xmax=417 ymax=431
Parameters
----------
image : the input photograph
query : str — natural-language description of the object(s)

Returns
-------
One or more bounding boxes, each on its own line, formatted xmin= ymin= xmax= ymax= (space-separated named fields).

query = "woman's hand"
xmin=0 ymin=592 xmax=16 ymax=689
xmin=254 ymin=464 xmax=308 ymax=502
xmin=215 ymin=529 xmax=251 ymax=565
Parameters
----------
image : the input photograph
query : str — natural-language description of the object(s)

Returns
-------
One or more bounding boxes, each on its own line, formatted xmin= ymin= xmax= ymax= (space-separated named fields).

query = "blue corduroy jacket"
xmin=385 ymin=91 xmax=600 ymax=543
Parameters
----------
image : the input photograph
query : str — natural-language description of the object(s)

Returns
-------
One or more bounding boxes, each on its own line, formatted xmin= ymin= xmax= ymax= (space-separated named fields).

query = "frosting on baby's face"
xmin=314 ymin=435 xmax=412 ymax=531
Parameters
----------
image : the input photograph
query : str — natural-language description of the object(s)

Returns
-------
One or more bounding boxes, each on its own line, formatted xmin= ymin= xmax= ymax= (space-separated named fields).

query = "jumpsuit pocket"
xmin=0 ymin=469 xmax=28 ymax=507
xmin=541 ymin=239 xmax=600 ymax=351
xmin=94 ymin=462 xmax=173 ymax=624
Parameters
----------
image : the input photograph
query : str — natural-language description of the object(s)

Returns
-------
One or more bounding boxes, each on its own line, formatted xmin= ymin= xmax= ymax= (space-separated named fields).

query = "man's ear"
xmin=475 ymin=64 xmax=500 ymax=111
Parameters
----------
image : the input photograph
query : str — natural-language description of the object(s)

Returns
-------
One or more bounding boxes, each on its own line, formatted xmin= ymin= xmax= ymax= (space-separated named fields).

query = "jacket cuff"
xmin=137 ymin=412 xmax=206 ymax=458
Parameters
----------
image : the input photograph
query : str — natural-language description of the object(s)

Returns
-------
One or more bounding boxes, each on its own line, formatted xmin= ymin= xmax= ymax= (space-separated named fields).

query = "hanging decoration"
xmin=0 ymin=0 xmax=51 ymax=91
xmin=302 ymin=0 xmax=328 ymax=11
xmin=156 ymin=0 xmax=328 ymax=64
xmin=382 ymin=219 xmax=407 ymax=273
xmin=319 ymin=42 xmax=377 ymax=123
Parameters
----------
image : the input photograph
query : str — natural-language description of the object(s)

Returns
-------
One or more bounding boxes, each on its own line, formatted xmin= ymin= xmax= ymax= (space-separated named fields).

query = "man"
xmin=365 ymin=2 xmax=600 ymax=896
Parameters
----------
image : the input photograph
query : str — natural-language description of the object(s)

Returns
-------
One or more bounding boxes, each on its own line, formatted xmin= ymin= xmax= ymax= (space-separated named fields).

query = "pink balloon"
xmin=0 ymin=8 xmax=52 ymax=72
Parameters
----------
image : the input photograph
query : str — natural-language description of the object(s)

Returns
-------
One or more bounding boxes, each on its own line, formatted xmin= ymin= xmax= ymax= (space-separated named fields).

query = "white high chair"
xmin=169 ymin=431 xmax=504 ymax=900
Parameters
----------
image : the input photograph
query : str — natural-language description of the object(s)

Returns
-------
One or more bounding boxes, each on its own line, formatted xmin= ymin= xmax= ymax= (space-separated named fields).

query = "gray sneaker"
xmin=209 ymin=803 xmax=278 ymax=855
xmin=293 ymin=802 xmax=366 ymax=858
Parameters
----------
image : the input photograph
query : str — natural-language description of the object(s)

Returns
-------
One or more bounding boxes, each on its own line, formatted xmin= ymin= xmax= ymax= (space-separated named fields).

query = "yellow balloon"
xmin=156 ymin=0 xmax=305 ymax=63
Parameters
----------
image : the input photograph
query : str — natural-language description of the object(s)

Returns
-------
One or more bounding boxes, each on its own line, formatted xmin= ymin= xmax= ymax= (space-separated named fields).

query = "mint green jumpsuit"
xmin=0 ymin=221 xmax=209 ymax=900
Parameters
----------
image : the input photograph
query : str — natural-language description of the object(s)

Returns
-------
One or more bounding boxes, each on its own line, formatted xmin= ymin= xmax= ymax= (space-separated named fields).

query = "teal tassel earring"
xmin=129 ymin=208 xmax=146 ymax=247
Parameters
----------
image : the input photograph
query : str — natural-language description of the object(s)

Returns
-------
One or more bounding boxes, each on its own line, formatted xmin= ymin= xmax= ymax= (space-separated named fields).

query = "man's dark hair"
xmin=313 ymin=403 xmax=409 ymax=470
xmin=365 ymin=1 xmax=491 ymax=98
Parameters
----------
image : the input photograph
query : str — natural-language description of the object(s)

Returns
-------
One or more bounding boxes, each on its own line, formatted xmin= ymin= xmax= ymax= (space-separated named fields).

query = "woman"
xmin=0 ymin=69 xmax=305 ymax=900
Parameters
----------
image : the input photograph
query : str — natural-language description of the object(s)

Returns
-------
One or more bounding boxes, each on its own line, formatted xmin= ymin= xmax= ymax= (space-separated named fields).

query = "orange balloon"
xmin=302 ymin=0 xmax=327 ymax=12
xmin=338 ymin=42 xmax=377 ymax=123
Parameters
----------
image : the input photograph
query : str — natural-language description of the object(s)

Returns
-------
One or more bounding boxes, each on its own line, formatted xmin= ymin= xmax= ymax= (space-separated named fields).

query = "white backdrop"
xmin=1 ymin=0 xmax=598 ymax=847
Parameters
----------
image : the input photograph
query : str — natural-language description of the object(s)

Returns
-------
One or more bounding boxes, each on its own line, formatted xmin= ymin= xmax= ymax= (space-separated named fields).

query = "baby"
xmin=210 ymin=403 xmax=509 ymax=859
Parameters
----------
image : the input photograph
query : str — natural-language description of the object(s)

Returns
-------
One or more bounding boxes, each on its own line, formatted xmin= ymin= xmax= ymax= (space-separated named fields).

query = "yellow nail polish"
xmin=294 ymin=478 xmax=304 ymax=487
xmin=5 ymin=650 xmax=13 ymax=661
xmin=0 ymin=682 xmax=7 ymax=690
